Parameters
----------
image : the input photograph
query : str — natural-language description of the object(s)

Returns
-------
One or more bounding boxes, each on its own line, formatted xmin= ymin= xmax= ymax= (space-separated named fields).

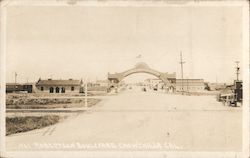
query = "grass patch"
xmin=6 ymin=115 xmax=60 ymax=136
xmin=6 ymin=98 xmax=101 ymax=109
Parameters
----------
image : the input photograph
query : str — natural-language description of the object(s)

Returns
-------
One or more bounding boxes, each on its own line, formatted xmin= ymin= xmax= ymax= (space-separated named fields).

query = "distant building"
xmin=95 ymin=80 xmax=109 ymax=87
xmin=36 ymin=78 xmax=83 ymax=93
xmin=176 ymin=79 xmax=205 ymax=92
xmin=207 ymin=83 xmax=227 ymax=91
xmin=145 ymin=78 xmax=205 ymax=92
xmin=145 ymin=78 xmax=165 ymax=89
xmin=86 ymin=80 xmax=109 ymax=91
xmin=6 ymin=83 xmax=33 ymax=93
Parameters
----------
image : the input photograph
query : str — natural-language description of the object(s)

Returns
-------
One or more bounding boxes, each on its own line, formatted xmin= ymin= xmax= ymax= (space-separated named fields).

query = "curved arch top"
xmin=108 ymin=62 xmax=176 ymax=86
xmin=122 ymin=68 xmax=161 ymax=78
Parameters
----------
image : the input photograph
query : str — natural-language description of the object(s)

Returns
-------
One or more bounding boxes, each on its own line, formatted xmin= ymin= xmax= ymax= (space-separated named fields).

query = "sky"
xmin=6 ymin=6 xmax=243 ymax=83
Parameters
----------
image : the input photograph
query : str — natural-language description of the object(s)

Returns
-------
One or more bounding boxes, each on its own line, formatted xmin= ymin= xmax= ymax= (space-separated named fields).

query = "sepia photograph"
xmin=0 ymin=0 xmax=249 ymax=157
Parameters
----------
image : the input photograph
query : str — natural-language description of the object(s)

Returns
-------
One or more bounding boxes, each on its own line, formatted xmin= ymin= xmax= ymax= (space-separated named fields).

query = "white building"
xmin=176 ymin=79 xmax=205 ymax=92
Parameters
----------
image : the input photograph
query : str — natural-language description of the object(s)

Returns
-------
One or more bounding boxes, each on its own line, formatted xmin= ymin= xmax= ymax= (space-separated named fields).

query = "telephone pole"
xmin=179 ymin=52 xmax=185 ymax=94
xmin=84 ymin=77 xmax=88 ymax=108
xmin=14 ymin=72 xmax=17 ymax=93
xmin=235 ymin=61 xmax=240 ymax=81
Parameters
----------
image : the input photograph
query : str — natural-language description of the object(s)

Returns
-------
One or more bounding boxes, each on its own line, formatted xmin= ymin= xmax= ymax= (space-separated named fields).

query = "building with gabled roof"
xmin=36 ymin=78 xmax=83 ymax=93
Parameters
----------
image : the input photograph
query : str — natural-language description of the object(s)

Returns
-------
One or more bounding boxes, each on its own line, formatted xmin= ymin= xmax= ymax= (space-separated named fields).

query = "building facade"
xmin=36 ymin=78 xmax=83 ymax=94
xmin=144 ymin=78 xmax=165 ymax=90
xmin=144 ymin=78 xmax=205 ymax=92
xmin=175 ymin=79 xmax=205 ymax=92
xmin=95 ymin=80 xmax=109 ymax=87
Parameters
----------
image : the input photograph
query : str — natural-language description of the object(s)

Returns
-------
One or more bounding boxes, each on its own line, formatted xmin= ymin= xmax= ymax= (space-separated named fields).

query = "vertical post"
xmin=14 ymin=72 xmax=17 ymax=93
xmin=85 ymin=77 xmax=88 ymax=108
xmin=179 ymin=52 xmax=185 ymax=94
xmin=235 ymin=61 xmax=240 ymax=81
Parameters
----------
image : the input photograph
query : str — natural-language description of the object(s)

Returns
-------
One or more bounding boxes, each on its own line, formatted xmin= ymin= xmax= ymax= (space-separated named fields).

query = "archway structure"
xmin=108 ymin=62 xmax=176 ymax=91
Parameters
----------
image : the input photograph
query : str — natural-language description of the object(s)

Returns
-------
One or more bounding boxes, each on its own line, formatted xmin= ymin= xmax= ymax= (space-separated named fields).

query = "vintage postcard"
xmin=0 ymin=0 xmax=249 ymax=157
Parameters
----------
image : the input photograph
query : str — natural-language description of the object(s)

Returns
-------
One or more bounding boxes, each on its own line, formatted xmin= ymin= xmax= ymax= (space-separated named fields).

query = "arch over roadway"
xmin=108 ymin=62 xmax=176 ymax=90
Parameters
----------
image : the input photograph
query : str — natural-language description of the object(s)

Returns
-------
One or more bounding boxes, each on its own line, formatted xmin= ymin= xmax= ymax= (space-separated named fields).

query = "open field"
xmin=6 ymin=93 xmax=104 ymax=136
xmin=6 ymin=91 xmax=107 ymax=99
xmin=6 ymin=94 xmax=101 ymax=109
xmin=6 ymin=99 xmax=100 ymax=109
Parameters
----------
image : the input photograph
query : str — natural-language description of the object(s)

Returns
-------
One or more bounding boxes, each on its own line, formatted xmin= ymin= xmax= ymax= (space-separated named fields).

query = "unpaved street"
xmin=6 ymin=87 xmax=242 ymax=151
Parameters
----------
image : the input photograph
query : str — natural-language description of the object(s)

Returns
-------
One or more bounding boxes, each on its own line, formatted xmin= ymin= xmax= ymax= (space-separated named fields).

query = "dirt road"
xmin=6 ymin=87 xmax=242 ymax=151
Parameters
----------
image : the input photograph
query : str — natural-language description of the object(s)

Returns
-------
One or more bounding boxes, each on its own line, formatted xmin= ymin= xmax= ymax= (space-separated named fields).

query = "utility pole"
xmin=235 ymin=61 xmax=240 ymax=81
xmin=179 ymin=52 xmax=185 ymax=94
xmin=14 ymin=72 xmax=17 ymax=93
xmin=84 ymin=77 xmax=88 ymax=108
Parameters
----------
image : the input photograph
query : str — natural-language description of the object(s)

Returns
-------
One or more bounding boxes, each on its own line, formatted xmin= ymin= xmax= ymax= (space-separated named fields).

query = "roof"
xmin=108 ymin=73 xmax=122 ymax=79
xmin=176 ymin=79 xmax=204 ymax=82
xmin=6 ymin=83 xmax=35 ymax=86
xmin=96 ymin=80 xmax=108 ymax=83
xmin=6 ymin=83 xmax=21 ymax=86
xmin=36 ymin=79 xmax=82 ymax=86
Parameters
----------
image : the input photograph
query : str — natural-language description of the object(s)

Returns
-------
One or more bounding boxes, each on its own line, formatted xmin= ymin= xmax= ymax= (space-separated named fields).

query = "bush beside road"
xmin=6 ymin=115 xmax=61 ymax=136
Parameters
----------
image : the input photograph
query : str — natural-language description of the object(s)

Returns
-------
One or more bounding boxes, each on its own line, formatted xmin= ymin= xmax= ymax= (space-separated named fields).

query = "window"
xmin=71 ymin=86 xmax=74 ymax=91
xmin=49 ymin=87 xmax=54 ymax=93
xmin=56 ymin=87 xmax=60 ymax=93
xmin=41 ymin=87 xmax=44 ymax=91
xmin=61 ymin=87 xmax=65 ymax=93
